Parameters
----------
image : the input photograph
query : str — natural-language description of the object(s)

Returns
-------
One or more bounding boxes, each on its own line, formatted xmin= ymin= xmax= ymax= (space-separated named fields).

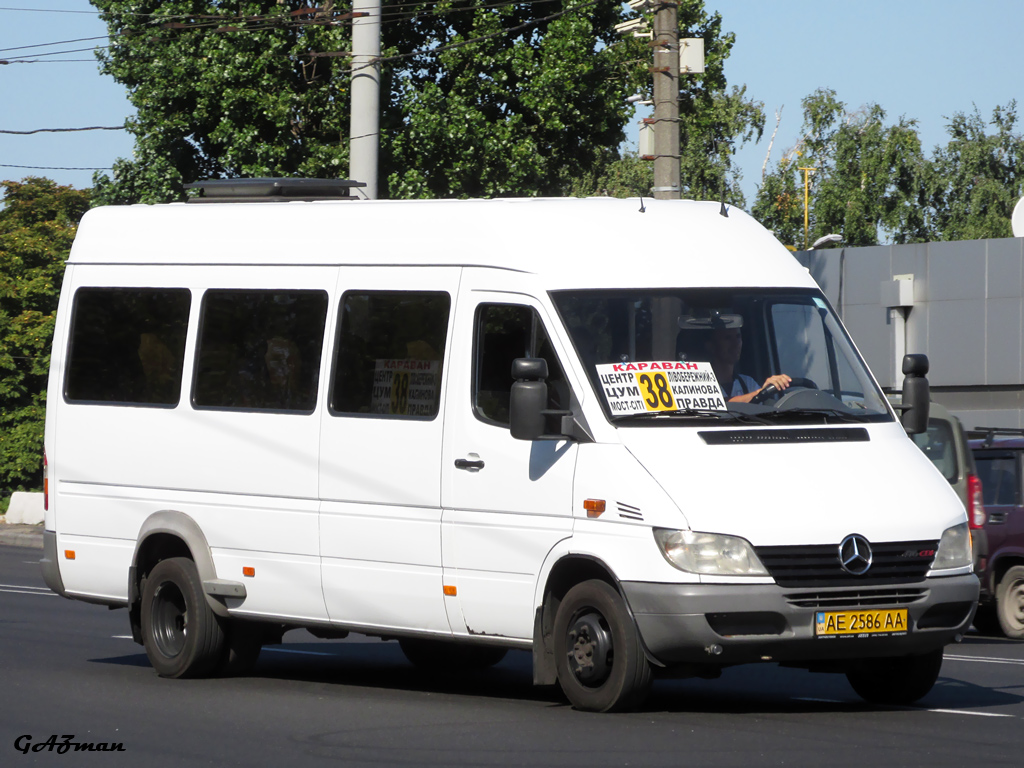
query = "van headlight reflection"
xmin=932 ymin=522 xmax=972 ymax=571
xmin=653 ymin=529 xmax=769 ymax=576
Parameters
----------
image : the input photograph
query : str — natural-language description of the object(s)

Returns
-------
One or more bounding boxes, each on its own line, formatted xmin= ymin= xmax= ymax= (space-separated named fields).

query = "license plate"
xmin=815 ymin=609 xmax=908 ymax=637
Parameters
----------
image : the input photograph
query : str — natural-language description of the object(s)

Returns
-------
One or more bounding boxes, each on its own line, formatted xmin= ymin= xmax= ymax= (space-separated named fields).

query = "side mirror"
xmin=900 ymin=353 xmax=930 ymax=435
xmin=510 ymin=358 xmax=548 ymax=441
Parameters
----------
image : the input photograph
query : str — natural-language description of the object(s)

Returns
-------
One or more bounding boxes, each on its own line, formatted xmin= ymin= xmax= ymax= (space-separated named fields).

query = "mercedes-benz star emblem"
xmin=838 ymin=534 xmax=873 ymax=575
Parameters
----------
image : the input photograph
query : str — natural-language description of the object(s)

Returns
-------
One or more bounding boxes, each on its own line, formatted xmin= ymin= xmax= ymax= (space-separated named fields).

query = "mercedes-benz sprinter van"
xmin=41 ymin=183 xmax=978 ymax=711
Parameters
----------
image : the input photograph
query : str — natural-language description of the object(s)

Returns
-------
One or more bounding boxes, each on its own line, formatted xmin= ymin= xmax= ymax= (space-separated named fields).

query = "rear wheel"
xmin=553 ymin=579 xmax=651 ymax=712
xmin=845 ymin=648 xmax=943 ymax=705
xmin=141 ymin=557 xmax=225 ymax=678
xmin=996 ymin=565 xmax=1024 ymax=640
xmin=399 ymin=638 xmax=507 ymax=671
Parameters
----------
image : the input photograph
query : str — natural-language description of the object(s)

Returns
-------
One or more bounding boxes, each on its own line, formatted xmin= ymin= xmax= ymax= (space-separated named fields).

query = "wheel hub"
xmin=1008 ymin=578 xmax=1024 ymax=627
xmin=566 ymin=612 xmax=613 ymax=686
xmin=152 ymin=582 xmax=188 ymax=658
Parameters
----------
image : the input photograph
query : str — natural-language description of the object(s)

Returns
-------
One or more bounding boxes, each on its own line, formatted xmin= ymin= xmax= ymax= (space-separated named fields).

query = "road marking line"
xmin=924 ymin=708 xmax=1015 ymax=718
xmin=112 ymin=635 xmax=134 ymax=640
xmin=263 ymin=647 xmax=335 ymax=657
xmin=946 ymin=654 xmax=1024 ymax=666
xmin=0 ymin=583 xmax=51 ymax=591
xmin=792 ymin=697 xmax=844 ymax=703
xmin=0 ymin=586 xmax=56 ymax=596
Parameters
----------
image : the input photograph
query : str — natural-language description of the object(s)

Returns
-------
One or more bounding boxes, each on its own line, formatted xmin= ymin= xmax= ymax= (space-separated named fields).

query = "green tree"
xmin=92 ymin=1 xmax=353 ymax=204
xmin=90 ymin=0 xmax=648 ymax=202
xmin=754 ymin=88 xmax=930 ymax=248
xmin=387 ymin=0 xmax=646 ymax=198
xmin=929 ymin=101 xmax=1024 ymax=241
xmin=91 ymin=0 xmax=760 ymax=203
xmin=0 ymin=178 xmax=89 ymax=508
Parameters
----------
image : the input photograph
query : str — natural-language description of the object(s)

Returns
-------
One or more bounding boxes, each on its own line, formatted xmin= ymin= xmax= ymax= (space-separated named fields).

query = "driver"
xmin=706 ymin=324 xmax=792 ymax=403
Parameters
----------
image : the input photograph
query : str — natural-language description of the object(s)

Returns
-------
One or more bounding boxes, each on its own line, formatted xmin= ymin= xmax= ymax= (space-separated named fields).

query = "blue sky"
xmin=1 ymin=0 xmax=1022 ymax=207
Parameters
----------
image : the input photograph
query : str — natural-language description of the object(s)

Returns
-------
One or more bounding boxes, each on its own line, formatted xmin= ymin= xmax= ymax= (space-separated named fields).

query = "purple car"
xmin=969 ymin=429 xmax=1024 ymax=639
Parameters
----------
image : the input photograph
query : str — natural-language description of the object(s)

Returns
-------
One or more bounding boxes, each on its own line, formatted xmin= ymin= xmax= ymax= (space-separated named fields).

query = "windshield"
xmin=551 ymin=288 xmax=892 ymax=426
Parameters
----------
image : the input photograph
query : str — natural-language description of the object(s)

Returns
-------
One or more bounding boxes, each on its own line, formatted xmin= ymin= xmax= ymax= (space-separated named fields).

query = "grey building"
xmin=795 ymin=238 xmax=1024 ymax=430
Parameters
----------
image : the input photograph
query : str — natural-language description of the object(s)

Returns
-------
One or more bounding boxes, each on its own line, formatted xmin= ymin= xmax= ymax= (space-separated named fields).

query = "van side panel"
xmin=52 ymin=265 xmax=332 ymax=621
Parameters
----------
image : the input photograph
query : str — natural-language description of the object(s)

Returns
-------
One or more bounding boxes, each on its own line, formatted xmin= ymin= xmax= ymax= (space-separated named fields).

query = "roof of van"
xmin=69 ymin=197 xmax=817 ymax=291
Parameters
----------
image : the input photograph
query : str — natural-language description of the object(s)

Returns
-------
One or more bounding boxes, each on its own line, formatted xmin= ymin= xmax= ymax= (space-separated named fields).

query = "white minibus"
xmin=42 ymin=181 xmax=978 ymax=712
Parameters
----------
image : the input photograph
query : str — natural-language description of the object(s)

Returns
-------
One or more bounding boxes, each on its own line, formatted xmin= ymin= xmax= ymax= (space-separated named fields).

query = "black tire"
xmin=141 ymin=557 xmax=225 ymax=678
xmin=845 ymin=648 xmax=943 ymax=705
xmin=996 ymin=565 xmax=1024 ymax=640
xmin=219 ymin=621 xmax=264 ymax=676
xmin=972 ymin=604 xmax=1003 ymax=636
xmin=399 ymin=638 xmax=507 ymax=671
xmin=553 ymin=579 xmax=652 ymax=713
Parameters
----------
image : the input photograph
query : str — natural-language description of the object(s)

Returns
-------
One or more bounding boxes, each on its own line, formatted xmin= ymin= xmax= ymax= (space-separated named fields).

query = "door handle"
xmin=454 ymin=458 xmax=485 ymax=470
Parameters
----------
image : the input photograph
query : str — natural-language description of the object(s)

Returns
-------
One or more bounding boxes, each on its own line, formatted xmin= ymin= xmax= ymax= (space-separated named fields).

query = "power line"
xmin=1 ymin=163 xmax=111 ymax=171
xmin=0 ymin=126 xmax=124 ymax=135
xmin=0 ymin=5 xmax=98 ymax=13
xmin=0 ymin=0 xmax=568 ymax=63
xmin=0 ymin=35 xmax=107 ymax=54
xmin=0 ymin=58 xmax=98 ymax=63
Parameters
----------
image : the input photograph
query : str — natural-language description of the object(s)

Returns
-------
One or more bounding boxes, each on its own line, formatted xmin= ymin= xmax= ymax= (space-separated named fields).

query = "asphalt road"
xmin=2 ymin=543 xmax=1022 ymax=768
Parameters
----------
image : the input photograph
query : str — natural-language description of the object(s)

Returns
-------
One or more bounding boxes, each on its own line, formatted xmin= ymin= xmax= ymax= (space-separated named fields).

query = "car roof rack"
xmin=967 ymin=426 xmax=1024 ymax=447
xmin=184 ymin=178 xmax=365 ymax=203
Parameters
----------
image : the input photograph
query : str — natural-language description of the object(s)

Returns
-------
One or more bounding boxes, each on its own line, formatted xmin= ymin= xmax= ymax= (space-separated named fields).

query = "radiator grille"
xmin=785 ymin=587 xmax=928 ymax=609
xmin=756 ymin=540 xmax=938 ymax=588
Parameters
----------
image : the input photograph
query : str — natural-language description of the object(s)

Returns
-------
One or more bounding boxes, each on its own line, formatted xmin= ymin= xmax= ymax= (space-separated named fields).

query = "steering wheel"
xmin=787 ymin=377 xmax=817 ymax=390
xmin=749 ymin=377 xmax=818 ymax=405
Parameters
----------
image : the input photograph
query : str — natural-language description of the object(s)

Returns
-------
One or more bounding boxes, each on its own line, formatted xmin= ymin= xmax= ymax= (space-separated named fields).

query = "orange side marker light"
xmin=64 ymin=550 xmax=76 ymax=560
xmin=443 ymin=585 xmax=457 ymax=596
xmin=242 ymin=567 xmax=255 ymax=577
xmin=584 ymin=499 xmax=606 ymax=518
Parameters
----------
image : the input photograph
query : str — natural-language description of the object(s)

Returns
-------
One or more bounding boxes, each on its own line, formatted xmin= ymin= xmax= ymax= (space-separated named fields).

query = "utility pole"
xmin=799 ymin=166 xmax=817 ymax=249
xmin=651 ymin=2 xmax=680 ymax=200
xmin=349 ymin=0 xmax=380 ymax=199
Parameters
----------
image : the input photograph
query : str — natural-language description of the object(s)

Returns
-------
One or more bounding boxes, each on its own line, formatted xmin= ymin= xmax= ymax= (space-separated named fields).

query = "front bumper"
xmin=622 ymin=573 xmax=979 ymax=667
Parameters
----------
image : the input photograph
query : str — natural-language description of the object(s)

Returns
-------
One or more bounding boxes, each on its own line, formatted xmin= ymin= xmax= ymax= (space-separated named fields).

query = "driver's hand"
xmin=760 ymin=374 xmax=792 ymax=394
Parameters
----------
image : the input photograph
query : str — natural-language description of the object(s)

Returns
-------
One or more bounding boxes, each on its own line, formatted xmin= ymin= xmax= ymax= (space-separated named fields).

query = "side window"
xmin=331 ymin=291 xmax=450 ymax=419
xmin=974 ymin=454 xmax=1021 ymax=506
xmin=193 ymin=290 xmax=328 ymax=413
xmin=911 ymin=419 xmax=958 ymax=482
xmin=65 ymin=287 xmax=191 ymax=406
xmin=474 ymin=303 xmax=568 ymax=426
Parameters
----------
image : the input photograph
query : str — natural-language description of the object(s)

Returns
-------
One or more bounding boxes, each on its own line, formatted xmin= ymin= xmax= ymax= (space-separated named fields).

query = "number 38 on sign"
xmin=595 ymin=361 xmax=728 ymax=414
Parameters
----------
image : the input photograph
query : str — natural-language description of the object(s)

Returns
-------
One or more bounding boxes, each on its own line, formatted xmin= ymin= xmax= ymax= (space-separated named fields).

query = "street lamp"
xmin=811 ymin=234 xmax=843 ymax=249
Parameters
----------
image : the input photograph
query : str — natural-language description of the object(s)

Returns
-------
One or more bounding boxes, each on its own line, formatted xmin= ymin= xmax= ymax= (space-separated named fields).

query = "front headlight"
xmin=932 ymin=522 xmax=972 ymax=571
xmin=653 ymin=529 xmax=769 ymax=576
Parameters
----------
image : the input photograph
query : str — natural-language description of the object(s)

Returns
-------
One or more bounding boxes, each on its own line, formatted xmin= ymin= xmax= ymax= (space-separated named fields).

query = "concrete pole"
xmin=652 ymin=2 xmax=680 ymax=200
xmin=349 ymin=0 xmax=381 ymax=199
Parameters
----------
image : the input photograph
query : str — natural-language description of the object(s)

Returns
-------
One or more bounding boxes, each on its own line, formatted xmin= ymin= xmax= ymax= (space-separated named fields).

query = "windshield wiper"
xmin=613 ymin=409 xmax=771 ymax=425
xmin=759 ymin=407 xmax=869 ymax=424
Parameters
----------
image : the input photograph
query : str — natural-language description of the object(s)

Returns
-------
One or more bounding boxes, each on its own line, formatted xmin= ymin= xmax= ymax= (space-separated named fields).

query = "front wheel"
xmin=845 ymin=648 xmax=943 ymax=705
xmin=996 ymin=565 xmax=1024 ymax=640
xmin=141 ymin=557 xmax=225 ymax=678
xmin=553 ymin=579 xmax=651 ymax=712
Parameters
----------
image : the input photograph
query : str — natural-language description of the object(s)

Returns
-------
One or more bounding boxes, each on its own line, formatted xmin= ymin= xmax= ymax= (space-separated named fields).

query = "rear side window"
xmin=64 ymin=287 xmax=191 ymax=406
xmin=331 ymin=291 xmax=450 ymax=418
xmin=193 ymin=290 xmax=328 ymax=413
xmin=974 ymin=453 xmax=1021 ymax=506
